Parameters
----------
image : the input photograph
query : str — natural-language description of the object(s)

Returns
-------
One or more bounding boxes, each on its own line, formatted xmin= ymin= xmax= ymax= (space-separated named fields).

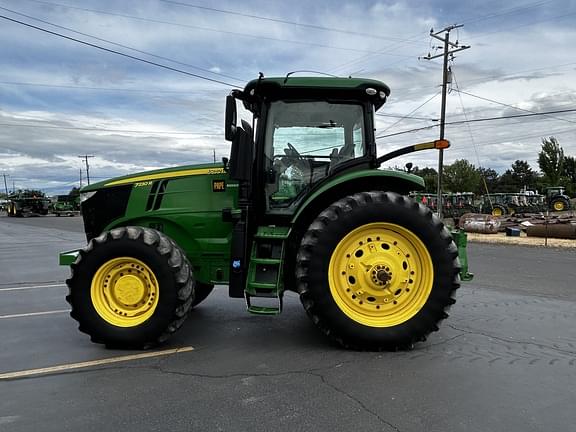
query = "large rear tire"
xmin=66 ymin=226 xmax=195 ymax=348
xmin=551 ymin=198 xmax=569 ymax=212
xmin=296 ymin=191 xmax=460 ymax=351
xmin=491 ymin=204 xmax=506 ymax=216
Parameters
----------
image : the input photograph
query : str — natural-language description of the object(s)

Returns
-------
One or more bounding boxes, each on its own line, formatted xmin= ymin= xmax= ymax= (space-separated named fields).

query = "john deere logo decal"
xmin=212 ymin=180 xmax=226 ymax=192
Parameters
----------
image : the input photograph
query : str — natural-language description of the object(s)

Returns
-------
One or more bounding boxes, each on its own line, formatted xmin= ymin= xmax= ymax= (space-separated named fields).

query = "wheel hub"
xmin=91 ymin=257 xmax=159 ymax=327
xmin=376 ymin=269 xmax=391 ymax=284
xmin=328 ymin=223 xmax=434 ymax=327
xmin=114 ymin=275 xmax=146 ymax=305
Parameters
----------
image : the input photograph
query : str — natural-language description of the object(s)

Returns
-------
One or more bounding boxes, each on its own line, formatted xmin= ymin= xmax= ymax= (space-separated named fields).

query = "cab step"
xmin=244 ymin=226 xmax=290 ymax=315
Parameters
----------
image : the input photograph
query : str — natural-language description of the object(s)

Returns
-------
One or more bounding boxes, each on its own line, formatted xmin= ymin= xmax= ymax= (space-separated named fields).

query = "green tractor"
xmin=545 ymin=186 xmax=571 ymax=212
xmin=60 ymin=76 xmax=472 ymax=351
xmin=52 ymin=194 xmax=81 ymax=216
xmin=6 ymin=189 xmax=50 ymax=217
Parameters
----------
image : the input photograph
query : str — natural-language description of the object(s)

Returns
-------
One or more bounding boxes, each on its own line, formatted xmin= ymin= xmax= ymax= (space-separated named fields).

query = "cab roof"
xmin=240 ymin=76 xmax=391 ymax=112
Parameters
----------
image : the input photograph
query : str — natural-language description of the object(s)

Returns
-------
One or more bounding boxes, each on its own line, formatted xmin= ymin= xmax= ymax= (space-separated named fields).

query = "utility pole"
xmin=422 ymin=25 xmax=469 ymax=218
xmin=2 ymin=173 xmax=9 ymax=196
xmin=78 ymin=155 xmax=94 ymax=185
xmin=79 ymin=168 xmax=83 ymax=188
xmin=213 ymin=149 xmax=216 ymax=164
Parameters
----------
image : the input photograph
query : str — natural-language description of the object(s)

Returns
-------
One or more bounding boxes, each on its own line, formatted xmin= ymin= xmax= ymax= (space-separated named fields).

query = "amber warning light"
xmin=434 ymin=139 xmax=450 ymax=149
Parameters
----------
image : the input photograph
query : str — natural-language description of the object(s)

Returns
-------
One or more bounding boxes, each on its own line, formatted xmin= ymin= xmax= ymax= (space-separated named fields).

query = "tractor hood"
xmin=80 ymin=163 xmax=226 ymax=193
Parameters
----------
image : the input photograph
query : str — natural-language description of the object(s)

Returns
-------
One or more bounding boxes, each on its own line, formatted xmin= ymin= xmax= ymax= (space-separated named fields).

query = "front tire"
xmin=296 ymin=191 xmax=460 ymax=351
xmin=66 ymin=226 xmax=195 ymax=348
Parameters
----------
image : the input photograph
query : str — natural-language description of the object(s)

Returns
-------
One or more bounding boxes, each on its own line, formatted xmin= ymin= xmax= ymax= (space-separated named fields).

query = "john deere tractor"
xmin=545 ymin=186 xmax=571 ymax=212
xmin=60 ymin=76 xmax=471 ymax=350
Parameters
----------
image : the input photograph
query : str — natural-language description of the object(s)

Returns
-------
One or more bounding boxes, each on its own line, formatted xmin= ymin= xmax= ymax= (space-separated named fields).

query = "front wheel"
xmin=296 ymin=191 xmax=460 ymax=351
xmin=66 ymin=226 xmax=195 ymax=348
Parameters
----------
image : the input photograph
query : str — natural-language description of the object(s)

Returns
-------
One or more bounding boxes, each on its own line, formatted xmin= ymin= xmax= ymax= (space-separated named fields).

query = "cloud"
xmin=0 ymin=0 xmax=575 ymax=193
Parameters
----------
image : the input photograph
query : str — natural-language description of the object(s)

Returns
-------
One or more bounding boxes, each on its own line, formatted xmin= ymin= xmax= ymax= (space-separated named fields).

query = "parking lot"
xmin=1 ymin=215 xmax=575 ymax=432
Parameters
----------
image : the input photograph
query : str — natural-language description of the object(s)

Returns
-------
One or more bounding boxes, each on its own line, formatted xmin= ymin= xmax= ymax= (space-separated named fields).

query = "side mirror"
xmin=225 ymin=95 xmax=237 ymax=141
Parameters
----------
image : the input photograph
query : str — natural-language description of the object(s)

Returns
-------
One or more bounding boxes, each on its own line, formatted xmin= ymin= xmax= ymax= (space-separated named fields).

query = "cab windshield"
xmin=264 ymin=100 xmax=366 ymax=212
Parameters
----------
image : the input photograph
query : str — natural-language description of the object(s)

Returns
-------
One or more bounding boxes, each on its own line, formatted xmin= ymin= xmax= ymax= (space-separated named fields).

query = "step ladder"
xmin=245 ymin=226 xmax=290 ymax=315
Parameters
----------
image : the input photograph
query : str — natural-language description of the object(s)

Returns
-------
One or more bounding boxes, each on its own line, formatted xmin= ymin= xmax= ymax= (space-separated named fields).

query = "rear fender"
xmin=291 ymin=169 xmax=425 ymax=227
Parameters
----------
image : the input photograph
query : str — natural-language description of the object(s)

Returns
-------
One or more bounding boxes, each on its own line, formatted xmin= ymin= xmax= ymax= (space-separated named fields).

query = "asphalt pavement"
xmin=0 ymin=214 xmax=575 ymax=432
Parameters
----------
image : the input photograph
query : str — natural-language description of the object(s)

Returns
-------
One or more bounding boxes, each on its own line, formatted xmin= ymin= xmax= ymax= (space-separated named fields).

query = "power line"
xmin=0 ymin=5 xmax=245 ymax=84
xmin=159 ymin=0 xmax=425 ymax=44
xmin=452 ymin=88 xmax=576 ymax=125
xmin=0 ymin=80 xmax=200 ymax=94
xmin=377 ymin=92 xmax=441 ymax=134
xmin=389 ymin=60 xmax=576 ymax=101
xmin=376 ymin=113 xmax=438 ymax=122
xmin=459 ymin=0 xmax=554 ymax=26
xmin=0 ymin=14 xmax=241 ymax=88
xmin=451 ymin=70 xmax=492 ymax=198
xmin=18 ymin=0 xmax=409 ymax=56
xmin=376 ymin=108 xmax=576 ymax=139
xmin=0 ymin=122 xmax=221 ymax=136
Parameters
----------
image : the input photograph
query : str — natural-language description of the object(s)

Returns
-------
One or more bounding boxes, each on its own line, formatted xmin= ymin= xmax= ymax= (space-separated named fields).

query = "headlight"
xmin=80 ymin=191 xmax=97 ymax=203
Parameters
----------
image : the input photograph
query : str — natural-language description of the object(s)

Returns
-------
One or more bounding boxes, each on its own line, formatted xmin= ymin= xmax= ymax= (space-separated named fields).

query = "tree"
xmin=411 ymin=166 xmax=438 ymax=193
xmin=510 ymin=160 xmax=538 ymax=189
xmin=538 ymin=137 xmax=564 ymax=186
xmin=562 ymin=155 xmax=576 ymax=196
xmin=69 ymin=186 xmax=80 ymax=197
xmin=497 ymin=160 xmax=539 ymax=192
xmin=476 ymin=167 xmax=499 ymax=194
xmin=443 ymin=159 xmax=481 ymax=193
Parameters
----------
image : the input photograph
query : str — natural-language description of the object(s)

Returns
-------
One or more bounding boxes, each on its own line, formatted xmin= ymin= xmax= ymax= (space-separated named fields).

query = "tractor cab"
xmin=545 ymin=186 xmax=565 ymax=197
xmin=225 ymin=76 xmax=391 ymax=215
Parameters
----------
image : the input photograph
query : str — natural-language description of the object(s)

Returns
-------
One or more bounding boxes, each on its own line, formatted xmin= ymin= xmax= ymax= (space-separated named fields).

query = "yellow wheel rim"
xmin=91 ymin=257 xmax=159 ymax=327
xmin=328 ymin=222 xmax=434 ymax=328
xmin=553 ymin=201 xmax=564 ymax=211
xmin=492 ymin=207 xmax=502 ymax=216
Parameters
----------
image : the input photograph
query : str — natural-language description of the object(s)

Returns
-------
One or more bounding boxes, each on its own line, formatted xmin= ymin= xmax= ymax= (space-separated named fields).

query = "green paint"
xmin=292 ymin=169 xmax=425 ymax=223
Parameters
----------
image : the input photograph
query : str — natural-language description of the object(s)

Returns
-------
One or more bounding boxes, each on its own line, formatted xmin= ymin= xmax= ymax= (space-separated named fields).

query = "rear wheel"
xmin=491 ymin=205 xmax=506 ymax=216
xmin=551 ymin=198 xmax=568 ymax=212
xmin=296 ymin=191 xmax=460 ymax=350
xmin=66 ymin=226 xmax=195 ymax=348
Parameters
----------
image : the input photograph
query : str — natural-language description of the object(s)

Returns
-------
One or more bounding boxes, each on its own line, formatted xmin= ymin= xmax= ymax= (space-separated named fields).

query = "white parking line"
xmin=0 ymin=283 xmax=66 ymax=292
xmin=0 ymin=347 xmax=195 ymax=380
xmin=0 ymin=309 xmax=70 ymax=319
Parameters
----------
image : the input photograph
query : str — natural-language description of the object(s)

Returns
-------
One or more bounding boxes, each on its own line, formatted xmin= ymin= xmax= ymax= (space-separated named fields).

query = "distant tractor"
xmin=480 ymin=193 xmax=509 ymax=216
xmin=6 ymin=190 xmax=50 ymax=217
xmin=545 ymin=187 xmax=570 ymax=212
xmin=60 ymin=75 xmax=472 ymax=351
xmin=51 ymin=194 xmax=81 ymax=216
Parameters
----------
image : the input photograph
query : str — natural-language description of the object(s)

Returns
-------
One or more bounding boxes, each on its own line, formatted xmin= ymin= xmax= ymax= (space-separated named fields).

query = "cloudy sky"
xmin=0 ymin=0 xmax=575 ymax=194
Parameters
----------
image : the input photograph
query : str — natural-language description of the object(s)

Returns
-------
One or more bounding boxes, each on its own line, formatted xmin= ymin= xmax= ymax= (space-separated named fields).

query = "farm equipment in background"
xmin=6 ymin=190 xmax=50 ymax=217
xmin=59 ymin=75 xmax=472 ymax=351
xmin=411 ymin=192 xmax=476 ymax=220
